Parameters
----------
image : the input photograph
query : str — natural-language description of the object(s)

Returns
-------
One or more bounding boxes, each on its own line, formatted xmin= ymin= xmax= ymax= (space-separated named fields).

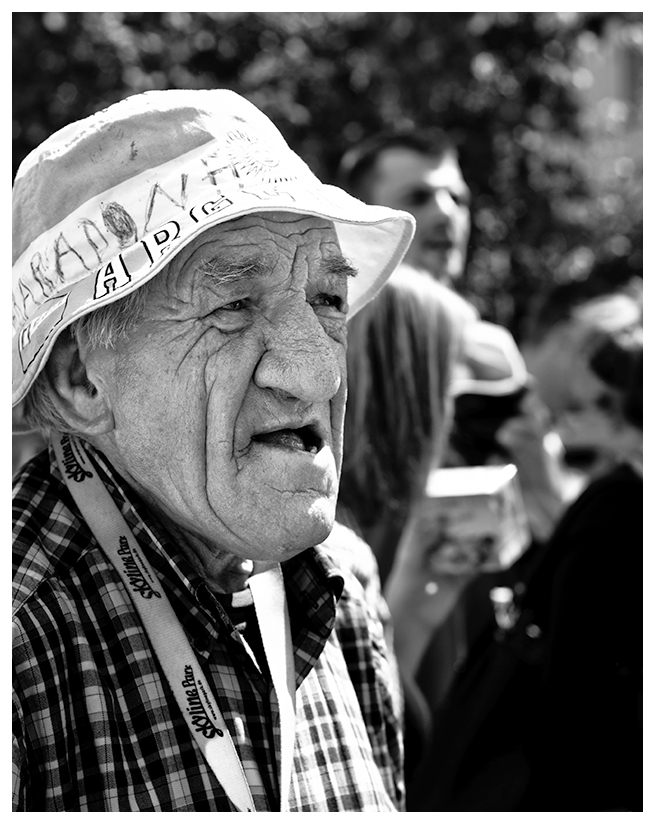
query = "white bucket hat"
xmin=450 ymin=320 xmax=529 ymax=398
xmin=12 ymin=88 xmax=414 ymax=423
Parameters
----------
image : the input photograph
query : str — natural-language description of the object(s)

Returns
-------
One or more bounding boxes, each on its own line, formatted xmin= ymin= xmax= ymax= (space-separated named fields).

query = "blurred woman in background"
xmin=334 ymin=266 xmax=472 ymax=784
xmin=337 ymin=265 xmax=467 ymax=585
xmin=410 ymin=299 xmax=643 ymax=811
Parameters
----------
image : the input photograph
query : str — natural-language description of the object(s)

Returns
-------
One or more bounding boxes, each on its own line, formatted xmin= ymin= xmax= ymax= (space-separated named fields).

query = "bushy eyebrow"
xmin=197 ymin=252 xmax=358 ymax=287
xmin=321 ymin=254 xmax=359 ymax=280
xmin=197 ymin=256 xmax=266 ymax=288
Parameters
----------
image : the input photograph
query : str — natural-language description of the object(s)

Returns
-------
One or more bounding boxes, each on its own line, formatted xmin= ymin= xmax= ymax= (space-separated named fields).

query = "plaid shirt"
xmin=13 ymin=444 xmax=404 ymax=812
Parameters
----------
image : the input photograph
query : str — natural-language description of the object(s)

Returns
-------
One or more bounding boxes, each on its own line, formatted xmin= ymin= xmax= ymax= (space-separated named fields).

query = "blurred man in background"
xmin=339 ymin=131 xmax=471 ymax=286
xmin=339 ymin=130 xmax=568 ymax=542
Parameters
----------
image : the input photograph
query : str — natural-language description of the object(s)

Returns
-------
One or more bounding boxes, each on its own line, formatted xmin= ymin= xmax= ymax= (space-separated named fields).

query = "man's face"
xmin=367 ymin=147 xmax=471 ymax=282
xmin=88 ymin=213 xmax=352 ymax=563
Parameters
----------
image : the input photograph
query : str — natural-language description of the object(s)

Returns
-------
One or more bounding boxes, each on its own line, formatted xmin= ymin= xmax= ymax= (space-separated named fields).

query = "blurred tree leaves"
xmin=12 ymin=11 xmax=642 ymax=336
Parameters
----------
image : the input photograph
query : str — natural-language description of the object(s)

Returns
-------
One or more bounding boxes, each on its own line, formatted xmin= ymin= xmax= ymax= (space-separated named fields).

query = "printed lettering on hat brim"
xmin=12 ymin=179 xmax=413 ymax=420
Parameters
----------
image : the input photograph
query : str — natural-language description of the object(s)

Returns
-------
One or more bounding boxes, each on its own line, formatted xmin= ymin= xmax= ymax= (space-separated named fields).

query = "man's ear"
xmin=44 ymin=331 xmax=115 ymax=436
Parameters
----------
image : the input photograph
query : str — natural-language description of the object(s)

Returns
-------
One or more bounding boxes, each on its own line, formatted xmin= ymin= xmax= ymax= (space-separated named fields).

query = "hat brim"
xmin=13 ymin=191 xmax=413 ymax=425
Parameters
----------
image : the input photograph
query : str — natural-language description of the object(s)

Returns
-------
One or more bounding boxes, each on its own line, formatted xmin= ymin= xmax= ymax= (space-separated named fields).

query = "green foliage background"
xmin=12 ymin=11 xmax=643 ymax=337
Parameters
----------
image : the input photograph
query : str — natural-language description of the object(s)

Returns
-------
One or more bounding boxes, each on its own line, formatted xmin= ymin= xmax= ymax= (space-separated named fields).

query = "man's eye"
xmin=405 ymin=190 xmax=431 ymax=207
xmin=220 ymin=298 xmax=248 ymax=311
xmin=311 ymin=294 xmax=346 ymax=313
xmin=205 ymin=298 xmax=251 ymax=328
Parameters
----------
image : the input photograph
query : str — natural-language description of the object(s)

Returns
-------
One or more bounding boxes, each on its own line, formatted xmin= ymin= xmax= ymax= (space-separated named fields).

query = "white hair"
xmin=23 ymin=279 xmax=157 ymax=436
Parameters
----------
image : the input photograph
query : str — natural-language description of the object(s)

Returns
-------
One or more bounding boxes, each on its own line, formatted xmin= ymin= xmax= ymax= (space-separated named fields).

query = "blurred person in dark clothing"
xmin=409 ymin=312 xmax=643 ymax=811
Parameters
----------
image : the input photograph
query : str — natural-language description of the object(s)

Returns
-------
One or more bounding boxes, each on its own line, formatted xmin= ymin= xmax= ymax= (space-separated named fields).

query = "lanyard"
xmin=53 ymin=433 xmax=296 ymax=812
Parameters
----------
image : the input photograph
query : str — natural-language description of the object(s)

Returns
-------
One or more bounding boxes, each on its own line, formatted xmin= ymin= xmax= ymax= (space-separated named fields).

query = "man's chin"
xmin=243 ymin=498 xmax=336 ymax=563
xmin=416 ymin=247 xmax=464 ymax=281
xmin=299 ymin=498 xmax=336 ymax=548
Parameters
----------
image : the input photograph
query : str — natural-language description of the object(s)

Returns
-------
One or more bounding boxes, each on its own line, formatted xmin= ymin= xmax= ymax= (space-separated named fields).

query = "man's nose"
xmin=428 ymin=189 xmax=458 ymax=221
xmin=254 ymin=301 xmax=342 ymax=403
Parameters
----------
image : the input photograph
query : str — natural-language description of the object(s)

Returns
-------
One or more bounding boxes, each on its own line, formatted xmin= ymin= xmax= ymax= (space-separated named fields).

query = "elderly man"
xmin=12 ymin=90 xmax=414 ymax=812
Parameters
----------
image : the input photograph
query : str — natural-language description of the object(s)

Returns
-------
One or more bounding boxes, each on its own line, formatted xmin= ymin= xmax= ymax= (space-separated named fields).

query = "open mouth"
xmin=251 ymin=426 xmax=322 ymax=454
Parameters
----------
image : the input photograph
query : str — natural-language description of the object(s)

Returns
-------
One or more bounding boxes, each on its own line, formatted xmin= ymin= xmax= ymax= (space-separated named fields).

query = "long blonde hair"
xmin=339 ymin=268 xmax=466 ymax=536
